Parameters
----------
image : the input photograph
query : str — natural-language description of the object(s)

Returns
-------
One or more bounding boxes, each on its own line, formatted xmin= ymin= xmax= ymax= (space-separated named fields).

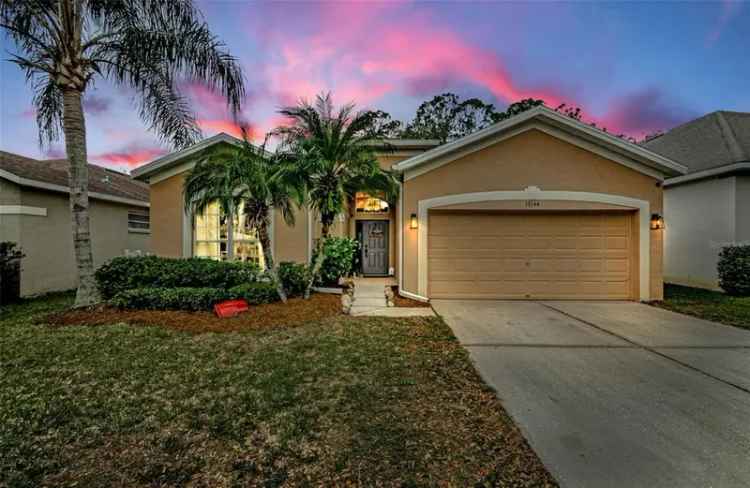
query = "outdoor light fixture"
xmin=410 ymin=213 xmax=418 ymax=229
xmin=650 ymin=213 xmax=664 ymax=230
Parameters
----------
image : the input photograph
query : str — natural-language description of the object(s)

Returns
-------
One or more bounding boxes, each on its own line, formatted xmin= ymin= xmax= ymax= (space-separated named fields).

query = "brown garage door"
xmin=428 ymin=211 xmax=635 ymax=300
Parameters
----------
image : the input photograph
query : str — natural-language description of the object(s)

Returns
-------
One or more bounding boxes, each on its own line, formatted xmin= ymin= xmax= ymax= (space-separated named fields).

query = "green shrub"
xmin=109 ymin=287 xmax=230 ymax=311
xmin=318 ymin=237 xmax=359 ymax=285
xmin=227 ymin=282 xmax=280 ymax=305
xmin=95 ymin=256 xmax=261 ymax=299
xmin=718 ymin=245 xmax=750 ymax=296
xmin=277 ymin=262 xmax=310 ymax=296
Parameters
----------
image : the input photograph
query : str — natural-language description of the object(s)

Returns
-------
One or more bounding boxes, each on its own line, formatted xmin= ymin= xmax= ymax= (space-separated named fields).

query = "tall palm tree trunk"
xmin=62 ymin=88 xmax=99 ymax=307
xmin=258 ymin=218 xmax=287 ymax=303
xmin=303 ymin=220 xmax=331 ymax=299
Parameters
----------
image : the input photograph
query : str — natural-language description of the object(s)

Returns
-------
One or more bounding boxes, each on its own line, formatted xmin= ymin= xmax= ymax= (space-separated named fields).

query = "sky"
xmin=1 ymin=0 xmax=748 ymax=173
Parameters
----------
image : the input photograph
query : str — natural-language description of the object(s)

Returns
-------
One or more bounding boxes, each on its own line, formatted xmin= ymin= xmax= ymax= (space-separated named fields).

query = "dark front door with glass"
xmin=361 ymin=221 xmax=388 ymax=276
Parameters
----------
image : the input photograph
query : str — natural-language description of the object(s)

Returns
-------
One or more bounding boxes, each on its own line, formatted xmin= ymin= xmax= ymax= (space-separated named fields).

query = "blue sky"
xmin=1 ymin=0 xmax=748 ymax=172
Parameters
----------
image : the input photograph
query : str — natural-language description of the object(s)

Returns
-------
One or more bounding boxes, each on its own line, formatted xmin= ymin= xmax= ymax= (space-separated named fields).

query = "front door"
xmin=361 ymin=221 xmax=389 ymax=276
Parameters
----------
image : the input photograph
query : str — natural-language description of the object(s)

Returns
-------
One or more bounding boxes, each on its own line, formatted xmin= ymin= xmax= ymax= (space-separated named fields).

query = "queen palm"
xmin=0 ymin=0 xmax=244 ymax=307
xmin=277 ymin=93 xmax=398 ymax=299
xmin=183 ymin=134 xmax=300 ymax=302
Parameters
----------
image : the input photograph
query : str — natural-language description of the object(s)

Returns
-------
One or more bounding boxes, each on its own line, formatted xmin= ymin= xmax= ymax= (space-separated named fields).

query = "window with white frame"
xmin=193 ymin=201 xmax=265 ymax=266
xmin=127 ymin=208 xmax=150 ymax=231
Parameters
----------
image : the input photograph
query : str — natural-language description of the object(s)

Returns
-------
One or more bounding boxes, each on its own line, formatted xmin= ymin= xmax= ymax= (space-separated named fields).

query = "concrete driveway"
xmin=432 ymin=300 xmax=750 ymax=488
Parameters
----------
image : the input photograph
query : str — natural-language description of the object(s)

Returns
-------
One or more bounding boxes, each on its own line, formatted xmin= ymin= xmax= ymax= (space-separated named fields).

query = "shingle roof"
xmin=0 ymin=151 xmax=149 ymax=203
xmin=642 ymin=111 xmax=750 ymax=173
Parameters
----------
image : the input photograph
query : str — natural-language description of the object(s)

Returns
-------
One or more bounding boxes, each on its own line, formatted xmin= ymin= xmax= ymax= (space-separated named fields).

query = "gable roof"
xmin=392 ymin=105 xmax=687 ymax=180
xmin=131 ymin=132 xmax=242 ymax=181
xmin=642 ymin=111 xmax=750 ymax=186
xmin=0 ymin=151 xmax=149 ymax=207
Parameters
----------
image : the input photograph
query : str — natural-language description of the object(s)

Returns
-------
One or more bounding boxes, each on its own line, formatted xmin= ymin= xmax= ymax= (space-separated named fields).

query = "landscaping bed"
xmin=655 ymin=284 xmax=750 ymax=330
xmin=391 ymin=286 xmax=432 ymax=308
xmin=45 ymin=293 xmax=341 ymax=334
xmin=2 ymin=293 xmax=556 ymax=487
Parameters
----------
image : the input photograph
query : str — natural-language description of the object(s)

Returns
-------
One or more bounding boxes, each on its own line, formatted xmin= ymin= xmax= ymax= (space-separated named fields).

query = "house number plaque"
xmin=525 ymin=199 xmax=541 ymax=208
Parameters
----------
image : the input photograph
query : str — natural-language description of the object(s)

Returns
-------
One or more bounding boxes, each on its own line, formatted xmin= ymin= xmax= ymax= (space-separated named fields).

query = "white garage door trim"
xmin=417 ymin=190 xmax=651 ymax=301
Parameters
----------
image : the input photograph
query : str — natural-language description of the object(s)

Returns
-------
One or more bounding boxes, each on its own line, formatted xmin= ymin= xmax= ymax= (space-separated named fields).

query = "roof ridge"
xmin=715 ymin=111 xmax=748 ymax=161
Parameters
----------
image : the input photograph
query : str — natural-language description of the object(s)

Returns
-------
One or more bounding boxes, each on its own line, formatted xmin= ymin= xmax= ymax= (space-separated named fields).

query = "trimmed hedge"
xmin=277 ymin=262 xmax=310 ymax=297
xmin=109 ymin=282 xmax=279 ymax=311
xmin=718 ymin=245 xmax=750 ymax=296
xmin=95 ymin=256 xmax=261 ymax=299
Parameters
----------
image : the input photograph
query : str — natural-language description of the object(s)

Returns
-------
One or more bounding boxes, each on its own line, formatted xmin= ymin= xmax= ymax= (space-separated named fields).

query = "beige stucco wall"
xmin=0 ymin=179 xmax=22 ymax=244
xmin=150 ymin=173 xmax=185 ymax=257
xmin=400 ymin=128 xmax=665 ymax=301
xmin=8 ymin=186 xmax=150 ymax=296
xmin=274 ymin=206 xmax=309 ymax=264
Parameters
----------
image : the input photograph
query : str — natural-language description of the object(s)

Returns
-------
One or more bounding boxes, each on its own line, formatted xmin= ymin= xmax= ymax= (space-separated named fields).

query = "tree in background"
xmin=276 ymin=93 xmax=398 ymax=299
xmin=183 ymin=134 xmax=301 ymax=302
xmin=0 ymin=0 xmax=244 ymax=307
xmin=402 ymin=93 xmax=499 ymax=143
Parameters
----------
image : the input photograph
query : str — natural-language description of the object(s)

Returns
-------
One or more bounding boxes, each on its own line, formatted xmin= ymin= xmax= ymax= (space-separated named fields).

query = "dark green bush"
xmin=109 ymin=287 xmax=230 ymax=311
xmin=95 ymin=256 xmax=261 ymax=299
xmin=318 ymin=237 xmax=359 ymax=285
xmin=109 ymin=282 xmax=281 ymax=311
xmin=227 ymin=282 xmax=279 ymax=305
xmin=718 ymin=245 xmax=750 ymax=296
xmin=277 ymin=262 xmax=310 ymax=296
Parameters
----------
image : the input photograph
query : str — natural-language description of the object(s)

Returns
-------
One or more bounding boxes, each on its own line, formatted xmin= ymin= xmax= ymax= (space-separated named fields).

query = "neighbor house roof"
xmin=642 ymin=111 xmax=750 ymax=187
xmin=0 ymin=151 xmax=149 ymax=207
xmin=392 ymin=105 xmax=688 ymax=180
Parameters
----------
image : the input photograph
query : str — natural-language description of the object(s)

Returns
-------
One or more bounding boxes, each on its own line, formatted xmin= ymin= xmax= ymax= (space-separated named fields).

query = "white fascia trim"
xmin=132 ymin=133 xmax=241 ymax=180
xmin=307 ymin=207 xmax=314 ymax=263
xmin=0 ymin=205 xmax=47 ymax=216
xmin=403 ymin=123 xmax=668 ymax=182
xmin=397 ymin=180 xmax=403 ymax=291
xmin=393 ymin=106 xmax=687 ymax=177
xmin=398 ymin=288 xmax=430 ymax=303
xmin=0 ymin=168 xmax=149 ymax=208
xmin=417 ymin=190 xmax=652 ymax=301
xmin=664 ymin=162 xmax=750 ymax=187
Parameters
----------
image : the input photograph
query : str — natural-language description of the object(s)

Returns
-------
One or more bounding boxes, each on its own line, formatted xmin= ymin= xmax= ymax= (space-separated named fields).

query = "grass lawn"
xmin=656 ymin=284 xmax=750 ymax=330
xmin=1 ymin=293 xmax=555 ymax=487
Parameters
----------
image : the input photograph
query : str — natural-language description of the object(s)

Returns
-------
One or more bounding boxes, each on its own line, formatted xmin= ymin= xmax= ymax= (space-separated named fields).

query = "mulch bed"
xmin=44 ymin=293 xmax=341 ymax=334
xmin=391 ymin=286 xmax=432 ymax=308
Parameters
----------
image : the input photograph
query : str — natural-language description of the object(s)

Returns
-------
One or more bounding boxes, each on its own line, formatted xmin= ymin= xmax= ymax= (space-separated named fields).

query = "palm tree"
xmin=277 ymin=93 xmax=398 ymax=298
xmin=0 ymin=1 xmax=244 ymax=307
xmin=183 ymin=133 xmax=301 ymax=302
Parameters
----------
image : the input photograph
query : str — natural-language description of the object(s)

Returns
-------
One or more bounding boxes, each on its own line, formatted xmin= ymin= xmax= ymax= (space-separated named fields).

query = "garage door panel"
xmin=428 ymin=211 xmax=634 ymax=300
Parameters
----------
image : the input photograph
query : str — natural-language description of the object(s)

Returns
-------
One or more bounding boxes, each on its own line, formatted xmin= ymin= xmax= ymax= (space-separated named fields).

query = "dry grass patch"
xmin=2 ymin=293 xmax=556 ymax=487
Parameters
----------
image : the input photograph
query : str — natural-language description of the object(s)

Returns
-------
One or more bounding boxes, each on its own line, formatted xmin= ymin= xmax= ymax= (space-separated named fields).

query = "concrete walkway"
xmin=433 ymin=300 xmax=750 ymax=488
xmin=349 ymin=278 xmax=434 ymax=317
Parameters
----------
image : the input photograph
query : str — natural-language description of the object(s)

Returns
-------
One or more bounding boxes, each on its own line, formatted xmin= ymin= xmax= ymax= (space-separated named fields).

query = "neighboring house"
xmin=133 ymin=106 xmax=686 ymax=302
xmin=643 ymin=111 xmax=750 ymax=290
xmin=0 ymin=151 xmax=151 ymax=296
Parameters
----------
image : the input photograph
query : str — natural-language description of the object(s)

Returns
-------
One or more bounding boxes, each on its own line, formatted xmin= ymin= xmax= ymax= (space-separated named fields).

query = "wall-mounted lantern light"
xmin=410 ymin=213 xmax=418 ymax=229
xmin=650 ymin=213 xmax=664 ymax=230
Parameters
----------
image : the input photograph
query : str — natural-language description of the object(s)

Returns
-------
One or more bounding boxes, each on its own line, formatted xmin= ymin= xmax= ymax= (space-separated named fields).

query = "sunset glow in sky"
xmin=1 ymin=1 xmax=748 ymax=172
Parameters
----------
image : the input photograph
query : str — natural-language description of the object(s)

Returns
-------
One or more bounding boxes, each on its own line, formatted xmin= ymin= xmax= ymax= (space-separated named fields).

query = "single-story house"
xmin=0 ymin=151 xmax=151 ymax=296
xmin=643 ymin=111 xmax=750 ymax=290
xmin=133 ymin=106 xmax=687 ymax=302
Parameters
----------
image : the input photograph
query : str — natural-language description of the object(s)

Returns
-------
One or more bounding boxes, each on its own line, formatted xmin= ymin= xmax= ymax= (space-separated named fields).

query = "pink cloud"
xmin=92 ymin=145 xmax=167 ymax=168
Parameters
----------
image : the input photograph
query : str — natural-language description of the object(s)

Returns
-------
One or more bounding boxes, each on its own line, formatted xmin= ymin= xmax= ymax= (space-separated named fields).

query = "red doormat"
xmin=214 ymin=299 xmax=249 ymax=318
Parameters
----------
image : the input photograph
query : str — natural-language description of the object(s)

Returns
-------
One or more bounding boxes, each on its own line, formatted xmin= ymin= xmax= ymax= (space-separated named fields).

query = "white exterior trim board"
xmin=0 ymin=205 xmax=47 ymax=216
xmin=417 ymin=190 xmax=652 ymax=301
xmin=664 ymin=162 xmax=750 ymax=187
xmin=393 ymin=106 xmax=686 ymax=177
